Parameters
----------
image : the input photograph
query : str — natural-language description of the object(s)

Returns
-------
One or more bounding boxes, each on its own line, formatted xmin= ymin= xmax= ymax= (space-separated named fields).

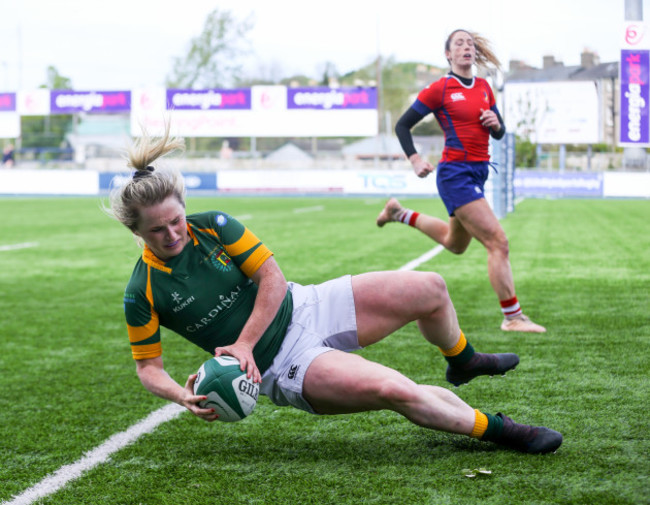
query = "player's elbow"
xmin=394 ymin=121 xmax=407 ymax=137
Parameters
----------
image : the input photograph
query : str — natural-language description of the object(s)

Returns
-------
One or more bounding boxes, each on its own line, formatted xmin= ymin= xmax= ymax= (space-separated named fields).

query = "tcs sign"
xmin=358 ymin=173 xmax=407 ymax=191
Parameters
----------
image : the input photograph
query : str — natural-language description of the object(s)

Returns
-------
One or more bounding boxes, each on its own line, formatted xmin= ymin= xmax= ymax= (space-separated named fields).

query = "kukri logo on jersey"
xmin=171 ymin=291 xmax=196 ymax=313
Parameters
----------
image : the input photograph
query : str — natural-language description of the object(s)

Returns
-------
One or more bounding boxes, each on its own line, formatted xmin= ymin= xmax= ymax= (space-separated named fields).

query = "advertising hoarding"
xmin=619 ymin=21 xmax=650 ymax=147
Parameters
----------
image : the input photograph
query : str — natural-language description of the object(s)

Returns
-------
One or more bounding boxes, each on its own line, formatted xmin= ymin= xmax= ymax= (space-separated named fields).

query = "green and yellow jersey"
xmin=123 ymin=211 xmax=293 ymax=374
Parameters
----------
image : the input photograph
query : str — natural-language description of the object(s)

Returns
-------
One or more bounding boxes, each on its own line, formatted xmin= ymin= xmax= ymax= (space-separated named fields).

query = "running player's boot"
xmin=501 ymin=314 xmax=546 ymax=333
xmin=490 ymin=413 xmax=563 ymax=454
xmin=376 ymin=198 xmax=404 ymax=227
xmin=446 ymin=352 xmax=519 ymax=387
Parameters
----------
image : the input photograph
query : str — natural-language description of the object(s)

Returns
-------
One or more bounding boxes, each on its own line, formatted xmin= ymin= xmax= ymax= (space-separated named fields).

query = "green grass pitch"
xmin=0 ymin=196 xmax=648 ymax=505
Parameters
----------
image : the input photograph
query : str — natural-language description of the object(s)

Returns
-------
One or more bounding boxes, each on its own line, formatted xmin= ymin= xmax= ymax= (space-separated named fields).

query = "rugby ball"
xmin=193 ymin=356 xmax=259 ymax=422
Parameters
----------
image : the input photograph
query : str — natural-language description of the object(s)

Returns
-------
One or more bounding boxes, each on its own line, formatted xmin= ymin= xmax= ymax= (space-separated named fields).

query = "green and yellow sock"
xmin=470 ymin=409 xmax=504 ymax=440
xmin=439 ymin=331 xmax=475 ymax=367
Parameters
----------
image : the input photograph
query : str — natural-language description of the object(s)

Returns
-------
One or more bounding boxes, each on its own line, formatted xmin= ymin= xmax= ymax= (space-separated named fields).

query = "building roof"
xmin=265 ymin=142 xmax=313 ymax=161
xmin=506 ymin=61 xmax=618 ymax=83
xmin=65 ymin=115 xmax=131 ymax=153
xmin=342 ymin=134 xmax=404 ymax=156
xmin=574 ymin=61 xmax=618 ymax=81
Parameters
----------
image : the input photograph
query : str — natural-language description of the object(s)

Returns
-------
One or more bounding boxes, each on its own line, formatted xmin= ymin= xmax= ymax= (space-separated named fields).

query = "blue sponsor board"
xmin=99 ymin=172 xmax=217 ymax=192
xmin=50 ymin=91 xmax=131 ymax=113
xmin=514 ymin=171 xmax=604 ymax=198
xmin=0 ymin=93 xmax=17 ymax=112
xmin=287 ymin=87 xmax=377 ymax=110
xmin=166 ymin=89 xmax=252 ymax=110
xmin=620 ymin=49 xmax=650 ymax=145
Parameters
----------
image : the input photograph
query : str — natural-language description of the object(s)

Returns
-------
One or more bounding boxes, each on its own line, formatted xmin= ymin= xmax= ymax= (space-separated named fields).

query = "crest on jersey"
xmin=210 ymin=247 xmax=233 ymax=272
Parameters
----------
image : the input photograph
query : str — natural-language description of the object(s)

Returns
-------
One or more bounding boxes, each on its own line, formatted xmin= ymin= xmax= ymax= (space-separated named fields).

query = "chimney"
xmin=581 ymin=50 xmax=599 ymax=68
xmin=543 ymin=55 xmax=557 ymax=69
xmin=509 ymin=60 xmax=531 ymax=72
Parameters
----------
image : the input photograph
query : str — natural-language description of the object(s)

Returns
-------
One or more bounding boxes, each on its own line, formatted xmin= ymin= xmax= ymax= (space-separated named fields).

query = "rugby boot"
xmin=446 ymin=352 xmax=519 ymax=387
xmin=491 ymin=413 xmax=563 ymax=454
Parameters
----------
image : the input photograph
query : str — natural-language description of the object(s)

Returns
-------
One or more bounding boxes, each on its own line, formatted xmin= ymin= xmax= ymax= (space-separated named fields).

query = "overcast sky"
xmin=0 ymin=0 xmax=646 ymax=91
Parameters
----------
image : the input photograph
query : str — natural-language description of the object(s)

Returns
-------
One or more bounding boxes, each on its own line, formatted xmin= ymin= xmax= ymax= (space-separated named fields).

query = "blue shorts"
xmin=436 ymin=161 xmax=489 ymax=216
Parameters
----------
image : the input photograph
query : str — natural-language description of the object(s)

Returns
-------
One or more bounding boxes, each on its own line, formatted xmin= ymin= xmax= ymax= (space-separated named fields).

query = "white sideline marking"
xmin=0 ymin=242 xmax=39 ymax=252
xmin=398 ymin=245 xmax=445 ymax=271
xmin=293 ymin=205 xmax=324 ymax=213
xmin=396 ymin=196 xmax=525 ymax=271
xmin=3 ymin=403 xmax=184 ymax=505
xmin=234 ymin=214 xmax=253 ymax=221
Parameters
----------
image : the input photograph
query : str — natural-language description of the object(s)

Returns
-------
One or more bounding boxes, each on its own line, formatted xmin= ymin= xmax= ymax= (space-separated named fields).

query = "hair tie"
xmin=133 ymin=166 xmax=155 ymax=180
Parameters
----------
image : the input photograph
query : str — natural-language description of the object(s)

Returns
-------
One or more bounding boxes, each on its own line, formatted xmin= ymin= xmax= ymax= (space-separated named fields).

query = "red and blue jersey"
xmin=413 ymin=75 xmax=497 ymax=162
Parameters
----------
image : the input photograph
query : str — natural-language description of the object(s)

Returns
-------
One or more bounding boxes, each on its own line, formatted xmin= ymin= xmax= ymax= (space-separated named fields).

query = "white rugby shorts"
xmin=260 ymin=274 xmax=360 ymax=413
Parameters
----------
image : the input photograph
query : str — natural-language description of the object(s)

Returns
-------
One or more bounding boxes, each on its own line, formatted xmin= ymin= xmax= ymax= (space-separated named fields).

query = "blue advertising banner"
xmin=50 ymin=91 xmax=131 ymax=113
xmin=287 ymin=87 xmax=377 ymax=109
xmin=619 ymin=48 xmax=650 ymax=145
xmin=166 ymin=89 xmax=252 ymax=110
xmin=0 ymin=93 xmax=17 ymax=112
xmin=514 ymin=171 xmax=604 ymax=198
xmin=99 ymin=172 xmax=217 ymax=192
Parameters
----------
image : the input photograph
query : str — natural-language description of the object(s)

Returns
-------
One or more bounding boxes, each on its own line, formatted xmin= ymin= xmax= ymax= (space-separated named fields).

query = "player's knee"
xmin=375 ymin=377 xmax=420 ymax=408
xmin=445 ymin=234 xmax=471 ymax=255
xmin=491 ymin=234 xmax=509 ymax=258
xmin=422 ymin=272 xmax=451 ymax=305
xmin=447 ymin=242 xmax=469 ymax=255
xmin=400 ymin=272 xmax=451 ymax=319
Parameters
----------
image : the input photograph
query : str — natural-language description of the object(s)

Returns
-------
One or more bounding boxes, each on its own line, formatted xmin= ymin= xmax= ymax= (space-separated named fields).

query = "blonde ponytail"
xmin=106 ymin=121 xmax=187 ymax=231
xmin=471 ymin=32 xmax=501 ymax=70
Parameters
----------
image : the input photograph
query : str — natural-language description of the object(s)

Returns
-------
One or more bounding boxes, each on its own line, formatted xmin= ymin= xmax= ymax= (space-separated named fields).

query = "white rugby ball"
xmin=193 ymin=356 xmax=259 ymax=422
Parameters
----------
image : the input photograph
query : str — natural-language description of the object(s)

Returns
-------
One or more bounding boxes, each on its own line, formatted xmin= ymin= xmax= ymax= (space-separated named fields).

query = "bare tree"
xmin=166 ymin=8 xmax=253 ymax=89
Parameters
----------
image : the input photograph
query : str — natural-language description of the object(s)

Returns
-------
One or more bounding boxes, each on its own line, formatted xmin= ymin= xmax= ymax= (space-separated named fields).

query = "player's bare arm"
xmin=214 ymin=256 xmax=288 ymax=383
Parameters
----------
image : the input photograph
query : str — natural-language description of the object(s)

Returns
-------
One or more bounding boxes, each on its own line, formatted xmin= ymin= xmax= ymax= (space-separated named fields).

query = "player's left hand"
xmin=479 ymin=108 xmax=500 ymax=131
xmin=214 ymin=342 xmax=261 ymax=383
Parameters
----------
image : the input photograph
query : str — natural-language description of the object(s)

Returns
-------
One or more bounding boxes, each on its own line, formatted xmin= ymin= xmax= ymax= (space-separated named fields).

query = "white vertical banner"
xmin=0 ymin=92 xmax=20 ymax=137
xmin=16 ymin=89 xmax=51 ymax=116
xmin=0 ymin=112 xmax=20 ymax=138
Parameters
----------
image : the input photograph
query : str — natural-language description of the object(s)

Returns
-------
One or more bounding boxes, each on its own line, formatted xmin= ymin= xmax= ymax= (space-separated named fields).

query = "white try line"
xmin=399 ymin=245 xmax=445 ymax=271
xmin=397 ymin=197 xmax=525 ymax=271
xmin=293 ymin=205 xmax=324 ymax=214
xmin=2 ymin=403 xmax=184 ymax=505
xmin=0 ymin=242 xmax=39 ymax=252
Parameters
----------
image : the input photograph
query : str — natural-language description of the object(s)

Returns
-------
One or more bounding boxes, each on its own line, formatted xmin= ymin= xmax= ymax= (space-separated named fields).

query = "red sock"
xmin=399 ymin=209 xmax=419 ymax=226
xmin=500 ymin=296 xmax=522 ymax=318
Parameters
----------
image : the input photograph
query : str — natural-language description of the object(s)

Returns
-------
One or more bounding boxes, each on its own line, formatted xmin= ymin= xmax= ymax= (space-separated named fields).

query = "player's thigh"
xmin=351 ymin=270 xmax=449 ymax=347
xmin=446 ymin=215 xmax=473 ymax=253
xmin=303 ymin=350 xmax=418 ymax=415
xmin=454 ymin=198 xmax=506 ymax=247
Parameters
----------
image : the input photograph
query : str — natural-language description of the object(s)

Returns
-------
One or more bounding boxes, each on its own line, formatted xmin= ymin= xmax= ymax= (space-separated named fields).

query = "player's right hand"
xmin=412 ymin=158 xmax=434 ymax=178
xmin=182 ymin=373 xmax=219 ymax=422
